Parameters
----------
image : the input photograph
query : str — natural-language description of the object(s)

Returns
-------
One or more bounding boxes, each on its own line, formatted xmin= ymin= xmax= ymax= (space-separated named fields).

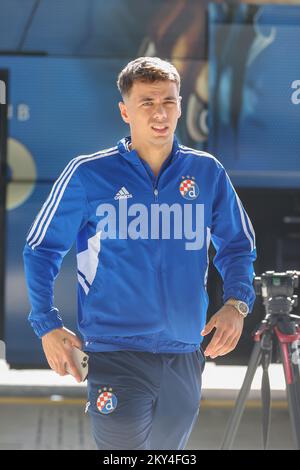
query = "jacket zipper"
xmin=151 ymin=175 xmax=164 ymax=353
xmin=153 ymin=178 xmax=160 ymax=353
xmin=140 ymin=159 xmax=172 ymax=353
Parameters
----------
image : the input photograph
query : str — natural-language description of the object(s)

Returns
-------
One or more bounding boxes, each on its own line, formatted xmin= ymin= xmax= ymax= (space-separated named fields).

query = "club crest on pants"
xmin=96 ymin=387 xmax=118 ymax=414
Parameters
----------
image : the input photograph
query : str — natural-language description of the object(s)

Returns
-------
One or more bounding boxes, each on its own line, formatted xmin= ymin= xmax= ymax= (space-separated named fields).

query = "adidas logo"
xmin=114 ymin=186 xmax=133 ymax=200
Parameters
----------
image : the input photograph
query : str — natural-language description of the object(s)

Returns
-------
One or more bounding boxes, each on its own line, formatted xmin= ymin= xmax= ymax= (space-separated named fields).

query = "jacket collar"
xmin=117 ymin=135 xmax=180 ymax=166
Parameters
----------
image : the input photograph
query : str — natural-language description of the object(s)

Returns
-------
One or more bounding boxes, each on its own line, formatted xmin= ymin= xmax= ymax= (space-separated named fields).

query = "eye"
xmin=142 ymin=101 xmax=152 ymax=106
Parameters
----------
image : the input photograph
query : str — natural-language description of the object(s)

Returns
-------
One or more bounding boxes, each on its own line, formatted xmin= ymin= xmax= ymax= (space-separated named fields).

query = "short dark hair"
xmin=117 ymin=57 xmax=181 ymax=97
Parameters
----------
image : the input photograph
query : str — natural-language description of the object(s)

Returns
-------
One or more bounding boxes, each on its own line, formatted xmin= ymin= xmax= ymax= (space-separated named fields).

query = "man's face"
xmin=119 ymin=80 xmax=182 ymax=147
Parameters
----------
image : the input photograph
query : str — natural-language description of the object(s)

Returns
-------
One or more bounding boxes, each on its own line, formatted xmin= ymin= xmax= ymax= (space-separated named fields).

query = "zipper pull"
xmin=154 ymin=188 xmax=159 ymax=201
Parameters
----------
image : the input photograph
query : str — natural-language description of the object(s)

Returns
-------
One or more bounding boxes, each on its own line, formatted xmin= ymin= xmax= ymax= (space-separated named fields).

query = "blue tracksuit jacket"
xmin=23 ymin=135 xmax=256 ymax=353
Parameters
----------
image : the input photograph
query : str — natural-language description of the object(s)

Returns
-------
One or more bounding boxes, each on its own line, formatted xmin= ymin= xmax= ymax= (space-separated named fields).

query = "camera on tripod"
xmin=221 ymin=269 xmax=300 ymax=450
xmin=254 ymin=270 xmax=299 ymax=315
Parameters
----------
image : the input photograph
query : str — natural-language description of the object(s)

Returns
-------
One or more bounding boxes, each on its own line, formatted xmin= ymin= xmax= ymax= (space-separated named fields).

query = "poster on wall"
xmin=208 ymin=2 xmax=300 ymax=188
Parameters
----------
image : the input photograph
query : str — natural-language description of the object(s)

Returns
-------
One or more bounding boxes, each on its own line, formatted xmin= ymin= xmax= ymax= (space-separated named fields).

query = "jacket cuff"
xmin=223 ymin=288 xmax=256 ymax=313
xmin=28 ymin=307 xmax=64 ymax=338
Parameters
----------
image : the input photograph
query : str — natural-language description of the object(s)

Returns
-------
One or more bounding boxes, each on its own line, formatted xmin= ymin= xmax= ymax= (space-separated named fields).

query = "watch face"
xmin=238 ymin=302 xmax=249 ymax=315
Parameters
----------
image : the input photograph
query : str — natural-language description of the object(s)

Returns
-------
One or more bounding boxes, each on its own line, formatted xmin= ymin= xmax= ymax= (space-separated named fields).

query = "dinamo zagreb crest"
xmin=179 ymin=177 xmax=199 ymax=200
xmin=96 ymin=388 xmax=118 ymax=414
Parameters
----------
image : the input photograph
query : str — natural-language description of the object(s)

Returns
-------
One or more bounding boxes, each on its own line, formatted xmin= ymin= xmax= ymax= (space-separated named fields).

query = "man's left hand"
xmin=201 ymin=305 xmax=244 ymax=359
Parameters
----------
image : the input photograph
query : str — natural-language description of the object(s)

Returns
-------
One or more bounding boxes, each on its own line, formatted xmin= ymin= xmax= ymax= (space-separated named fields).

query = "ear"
xmin=119 ymin=101 xmax=130 ymax=124
xmin=178 ymin=96 xmax=182 ymax=119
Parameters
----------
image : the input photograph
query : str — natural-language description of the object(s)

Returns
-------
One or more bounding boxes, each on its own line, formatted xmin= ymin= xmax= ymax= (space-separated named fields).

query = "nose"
xmin=152 ymin=104 xmax=167 ymax=121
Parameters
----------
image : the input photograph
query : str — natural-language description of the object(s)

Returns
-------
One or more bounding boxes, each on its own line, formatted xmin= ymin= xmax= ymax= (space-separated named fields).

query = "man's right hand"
xmin=41 ymin=327 xmax=83 ymax=383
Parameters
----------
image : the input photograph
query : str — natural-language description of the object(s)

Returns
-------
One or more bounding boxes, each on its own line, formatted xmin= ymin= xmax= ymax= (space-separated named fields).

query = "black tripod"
xmin=221 ymin=271 xmax=300 ymax=450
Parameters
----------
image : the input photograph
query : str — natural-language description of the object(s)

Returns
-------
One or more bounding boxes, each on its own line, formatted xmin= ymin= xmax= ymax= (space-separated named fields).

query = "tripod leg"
xmin=280 ymin=343 xmax=300 ymax=449
xmin=261 ymin=345 xmax=272 ymax=449
xmin=290 ymin=340 xmax=300 ymax=415
xmin=220 ymin=341 xmax=262 ymax=450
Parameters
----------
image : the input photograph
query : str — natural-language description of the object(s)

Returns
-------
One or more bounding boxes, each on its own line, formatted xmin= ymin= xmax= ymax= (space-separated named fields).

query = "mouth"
xmin=151 ymin=125 xmax=169 ymax=135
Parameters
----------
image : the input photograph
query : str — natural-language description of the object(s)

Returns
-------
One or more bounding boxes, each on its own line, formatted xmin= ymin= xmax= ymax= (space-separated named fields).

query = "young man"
xmin=23 ymin=57 xmax=256 ymax=450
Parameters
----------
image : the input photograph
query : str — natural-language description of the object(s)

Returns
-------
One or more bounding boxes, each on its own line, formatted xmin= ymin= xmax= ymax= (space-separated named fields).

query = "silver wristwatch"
xmin=225 ymin=298 xmax=249 ymax=318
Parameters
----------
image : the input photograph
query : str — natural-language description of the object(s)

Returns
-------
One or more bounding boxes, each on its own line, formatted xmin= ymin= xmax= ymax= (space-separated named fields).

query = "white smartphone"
xmin=65 ymin=347 xmax=89 ymax=382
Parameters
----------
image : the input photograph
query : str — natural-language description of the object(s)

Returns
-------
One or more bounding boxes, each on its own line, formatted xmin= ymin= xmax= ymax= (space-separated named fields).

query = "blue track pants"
xmin=85 ymin=349 xmax=205 ymax=450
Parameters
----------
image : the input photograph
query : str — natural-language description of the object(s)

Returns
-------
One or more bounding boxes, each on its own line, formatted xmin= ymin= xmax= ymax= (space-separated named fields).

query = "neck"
xmin=130 ymin=138 xmax=173 ymax=177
